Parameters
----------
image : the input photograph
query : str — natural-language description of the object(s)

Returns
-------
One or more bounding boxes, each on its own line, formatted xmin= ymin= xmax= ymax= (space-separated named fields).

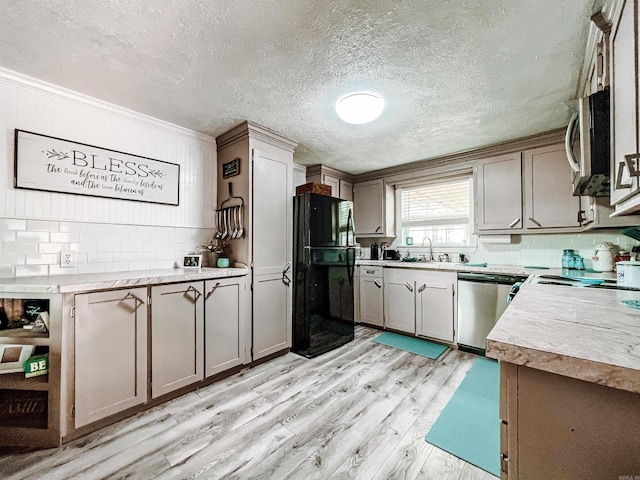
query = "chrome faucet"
xmin=421 ymin=237 xmax=434 ymax=261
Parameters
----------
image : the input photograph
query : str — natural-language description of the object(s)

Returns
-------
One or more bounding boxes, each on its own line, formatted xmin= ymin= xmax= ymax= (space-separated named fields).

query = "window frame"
xmin=394 ymin=175 xmax=476 ymax=249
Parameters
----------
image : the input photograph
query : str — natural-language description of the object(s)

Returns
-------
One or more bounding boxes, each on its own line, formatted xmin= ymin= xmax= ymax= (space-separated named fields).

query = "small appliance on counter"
xmin=370 ymin=243 xmax=379 ymax=260
xmin=383 ymin=249 xmax=401 ymax=260
xmin=617 ymin=261 xmax=640 ymax=288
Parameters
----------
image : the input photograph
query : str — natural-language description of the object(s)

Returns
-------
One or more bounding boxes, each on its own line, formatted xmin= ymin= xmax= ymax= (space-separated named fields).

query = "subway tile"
xmin=117 ymin=252 xmax=156 ymax=262
xmin=16 ymin=231 xmax=50 ymax=243
xmin=0 ymin=219 xmax=27 ymax=231
xmin=69 ymin=243 xmax=98 ymax=254
xmin=39 ymin=243 xmax=70 ymax=254
xmin=4 ymin=243 xmax=38 ymax=254
xmin=26 ymin=220 xmax=59 ymax=232
xmin=104 ymin=262 xmax=130 ymax=272
xmin=26 ymin=254 xmax=58 ymax=265
xmin=15 ymin=265 xmax=48 ymax=277
xmin=49 ymin=265 xmax=79 ymax=275
xmin=0 ymin=253 xmax=25 ymax=265
xmin=0 ymin=231 xmax=16 ymax=242
xmin=128 ymin=261 xmax=151 ymax=271
xmin=122 ymin=242 xmax=145 ymax=253
xmin=50 ymin=232 xmax=81 ymax=243
xmin=88 ymin=252 xmax=114 ymax=263
xmin=97 ymin=243 xmax=122 ymax=253
xmin=79 ymin=263 xmax=106 ymax=274
xmin=0 ymin=266 xmax=15 ymax=277
xmin=59 ymin=222 xmax=89 ymax=233
xmin=150 ymin=259 xmax=176 ymax=269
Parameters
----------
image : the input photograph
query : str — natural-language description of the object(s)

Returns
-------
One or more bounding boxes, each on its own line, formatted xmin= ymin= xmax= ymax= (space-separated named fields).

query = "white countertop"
xmin=0 ymin=267 xmax=249 ymax=294
xmin=486 ymin=283 xmax=640 ymax=394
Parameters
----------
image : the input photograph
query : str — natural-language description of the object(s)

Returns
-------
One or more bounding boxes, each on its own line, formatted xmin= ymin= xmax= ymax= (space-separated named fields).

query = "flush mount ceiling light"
xmin=336 ymin=92 xmax=385 ymax=124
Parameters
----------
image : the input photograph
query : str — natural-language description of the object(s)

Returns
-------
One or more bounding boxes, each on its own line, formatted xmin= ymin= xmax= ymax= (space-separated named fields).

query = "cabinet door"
xmin=339 ymin=179 xmax=353 ymax=201
xmin=151 ymin=282 xmax=204 ymax=398
xmin=611 ymin=0 xmax=639 ymax=206
xmin=415 ymin=272 xmax=456 ymax=342
xmin=252 ymin=149 xmax=292 ymax=360
xmin=353 ymin=179 xmax=384 ymax=235
xmin=360 ymin=275 xmax=384 ymax=327
xmin=476 ymin=153 xmax=523 ymax=231
xmin=322 ymin=174 xmax=340 ymax=199
xmin=204 ymin=278 xmax=246 ymax=376
xmin=74 ymin=287 xmax=147 ymax=428
xmin=383 ymin=269 xmax=415 ymax=334
xmin=523 ymin=144 xmax=581 ymax=228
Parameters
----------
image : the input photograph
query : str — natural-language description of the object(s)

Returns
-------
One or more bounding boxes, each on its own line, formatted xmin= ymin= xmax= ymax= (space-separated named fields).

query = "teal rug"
xmin=372 ymin=332 xmax=448 ymax=360
xmin=425 ymin=357 xmax=500 ymax=477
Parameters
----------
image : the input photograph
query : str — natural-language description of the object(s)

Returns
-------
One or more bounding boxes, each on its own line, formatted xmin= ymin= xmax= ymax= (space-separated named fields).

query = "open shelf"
xmin=0 ymin=372 xmax=49 ymax=391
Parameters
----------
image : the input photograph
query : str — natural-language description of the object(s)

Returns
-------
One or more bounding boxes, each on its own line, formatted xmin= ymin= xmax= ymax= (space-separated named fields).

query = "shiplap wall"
xmin=0 ymin=69 xmax=217 ymax=277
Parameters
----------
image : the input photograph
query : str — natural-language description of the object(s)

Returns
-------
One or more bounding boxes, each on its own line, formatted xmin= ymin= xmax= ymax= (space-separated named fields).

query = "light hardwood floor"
xmin=0 ymin=326 xmax=496 ymax=480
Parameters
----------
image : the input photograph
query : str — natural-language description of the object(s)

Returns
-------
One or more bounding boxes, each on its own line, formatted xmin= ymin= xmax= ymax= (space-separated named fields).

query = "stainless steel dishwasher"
xmin=457 ymin=272 xmax=528 ymax=355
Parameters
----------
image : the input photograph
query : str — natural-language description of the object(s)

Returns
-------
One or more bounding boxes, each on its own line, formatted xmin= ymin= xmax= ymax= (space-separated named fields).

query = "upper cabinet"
xmin=610 ymin=0 xmax=640 ymax=214
xmin=475 ymin=143 xmax=581 ymax=233
xmin=305 ymin=164 xmax=354 ymax=200
xmin=353 ymin=178 xmax=395 ymax=237
xmin=475 ymin=152 xmax=523 ymax=231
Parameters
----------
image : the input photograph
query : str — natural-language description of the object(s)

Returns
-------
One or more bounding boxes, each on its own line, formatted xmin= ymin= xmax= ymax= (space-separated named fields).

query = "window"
xmin=397 ymin=176 xmax=473 ymax=247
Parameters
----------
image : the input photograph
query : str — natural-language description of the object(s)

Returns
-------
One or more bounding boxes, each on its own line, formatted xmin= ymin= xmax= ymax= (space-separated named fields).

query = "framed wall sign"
xmin=222 ymin=158 xmax=240 ymax=178
xmin=14 ymin=129 xmax=180 ymax=205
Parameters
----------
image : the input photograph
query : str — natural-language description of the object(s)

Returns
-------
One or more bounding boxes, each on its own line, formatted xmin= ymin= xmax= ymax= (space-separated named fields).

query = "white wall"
xmin=0 ymin=69 xmax=217 ymax=277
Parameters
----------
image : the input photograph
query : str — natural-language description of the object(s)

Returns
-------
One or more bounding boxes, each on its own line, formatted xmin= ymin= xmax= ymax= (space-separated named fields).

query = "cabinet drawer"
xmin=360 ymin=266 xmax=383 ymax=278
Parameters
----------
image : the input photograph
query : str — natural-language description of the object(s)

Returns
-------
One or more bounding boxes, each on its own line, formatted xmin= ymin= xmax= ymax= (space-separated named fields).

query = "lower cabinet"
xmin=252 ymin=273 xmax=290 ymax=360
xmin=151 ymin=282 xmax=204 ymax=398
xmin=74 ymin=287 xmax=148 ymax=428
xmin=500 ymin=362 xmax=640 ymax=479
xmin=382 ymin=268 xmax=456 ymax=342
xmin=204 ymin=277 xmax=246 ymax=376
xmin=359 ymin=266 xmax=384 ymax=327
xmin=415 ymin=271 xmax=456 ymax=342
xmin=384 ymin=268 xmax=417 ymax=334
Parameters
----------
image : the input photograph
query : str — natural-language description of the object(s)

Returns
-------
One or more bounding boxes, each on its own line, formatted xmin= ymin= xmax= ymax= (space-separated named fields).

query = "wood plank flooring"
xmin=0 ymin=326 xmax=497 ymax=480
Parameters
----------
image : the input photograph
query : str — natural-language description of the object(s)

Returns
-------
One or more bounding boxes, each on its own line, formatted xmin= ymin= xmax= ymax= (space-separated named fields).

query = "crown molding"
xmin=216 ymin=121 xmax=298 ymax=152
xmin=352 ymin=128 xmax=567 ymax=183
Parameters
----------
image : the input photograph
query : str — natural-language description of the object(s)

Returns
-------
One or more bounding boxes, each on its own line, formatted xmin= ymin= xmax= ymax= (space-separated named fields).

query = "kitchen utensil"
xmin=592 ymin=242 xmax=615 ymax=272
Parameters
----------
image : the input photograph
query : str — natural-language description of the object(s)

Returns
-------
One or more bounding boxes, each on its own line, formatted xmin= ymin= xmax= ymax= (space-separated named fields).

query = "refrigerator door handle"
xmin=347 ymin=207 xmax=355 ymax=246
xmin=346 ymin=247 xmax=355 ymax=285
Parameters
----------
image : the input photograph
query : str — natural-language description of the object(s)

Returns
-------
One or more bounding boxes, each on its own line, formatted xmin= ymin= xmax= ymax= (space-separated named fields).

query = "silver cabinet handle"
xmin=508 ymin=218 xmax=520 ymax=228
xmin=375 ymin=226 xmax=382 ymax=233
xmin=418 ymin=284 xmax=426 ymax=293
xmin=366 ymin=270 xmax=376 ymax=274
xmin=374 ymin=279 xmax=382 ymax=288
xmin=205 ymin=282 xmax=221 ymax=299
xmin=528 ymin=217 xmax=542 ymax=227
xmin=405 ymin=282 xmax=414 ymax=292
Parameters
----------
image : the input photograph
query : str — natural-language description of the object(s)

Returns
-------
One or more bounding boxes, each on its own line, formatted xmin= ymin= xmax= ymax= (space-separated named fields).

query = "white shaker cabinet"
xmin=383 ymin=268 xmax=416 ymax=334
xmin=74 ymin=287 xmax=148 ymax=428
xmin=204 ymin=277 xmax=247 ymax=377
xmin=415 ymin=271 xmax=456 ymax=343
xmin=150 ymin=282 xmax=204 ymax=398
xmin=475 ymin=153 xmax=523 ymax=231
xmin=523 ymin=144 xmax=582 ymax=229
xmin=610 ymin=0 xmax=640 ymax=213
xmin=359 ymin=266 xmax=384 ymax=327
xmin=216 ymin=122 xmax=298 ymax=363
xmin=353 ymin=179 xmax=395 ymax=237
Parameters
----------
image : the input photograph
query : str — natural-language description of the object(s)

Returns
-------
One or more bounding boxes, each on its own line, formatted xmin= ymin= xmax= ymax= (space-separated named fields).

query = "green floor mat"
xmin=372 ymin=332 xmax=448 ymax=360
xmin=425 ymin=357 xmax=500 ymax=477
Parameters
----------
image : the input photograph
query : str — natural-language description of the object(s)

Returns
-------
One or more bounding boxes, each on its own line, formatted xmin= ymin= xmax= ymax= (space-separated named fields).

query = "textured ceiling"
xmin=0 ymin=0 xmax=603 ymax=174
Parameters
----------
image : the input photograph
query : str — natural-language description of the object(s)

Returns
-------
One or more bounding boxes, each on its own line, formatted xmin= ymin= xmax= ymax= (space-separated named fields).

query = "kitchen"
xmin=1 ymin=0 xmax=640 ymax=479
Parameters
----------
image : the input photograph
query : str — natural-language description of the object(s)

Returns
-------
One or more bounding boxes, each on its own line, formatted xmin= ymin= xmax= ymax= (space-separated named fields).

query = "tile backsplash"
xmin=383 ymin=230 xmax=640 ymax=269
xmin=0 ymin=218 xmax=216 ymax=278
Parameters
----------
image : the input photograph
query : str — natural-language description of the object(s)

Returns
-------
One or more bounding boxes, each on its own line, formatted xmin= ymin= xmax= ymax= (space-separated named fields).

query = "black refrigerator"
xmin=292 ymin=192 xmax=356 ymax=358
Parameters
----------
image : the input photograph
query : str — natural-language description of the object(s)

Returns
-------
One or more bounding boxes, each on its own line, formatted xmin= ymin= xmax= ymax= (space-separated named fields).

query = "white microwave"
xmin=565 ymin=87 xmax=610 ymax=197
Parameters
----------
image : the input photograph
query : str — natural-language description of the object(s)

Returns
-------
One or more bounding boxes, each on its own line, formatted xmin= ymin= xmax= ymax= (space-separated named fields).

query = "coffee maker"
xmin=370 ymin=243 xmax=379 ymax=260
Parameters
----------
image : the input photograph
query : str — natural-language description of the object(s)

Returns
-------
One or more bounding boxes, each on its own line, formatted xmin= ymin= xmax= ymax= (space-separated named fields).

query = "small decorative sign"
xmin=222 ymin=158 xmax=240 ymax=178
xmin=24 ymin=353 xmax=49 ymax=378
xmin=14 ymin=129 xmax=180 ymax=205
